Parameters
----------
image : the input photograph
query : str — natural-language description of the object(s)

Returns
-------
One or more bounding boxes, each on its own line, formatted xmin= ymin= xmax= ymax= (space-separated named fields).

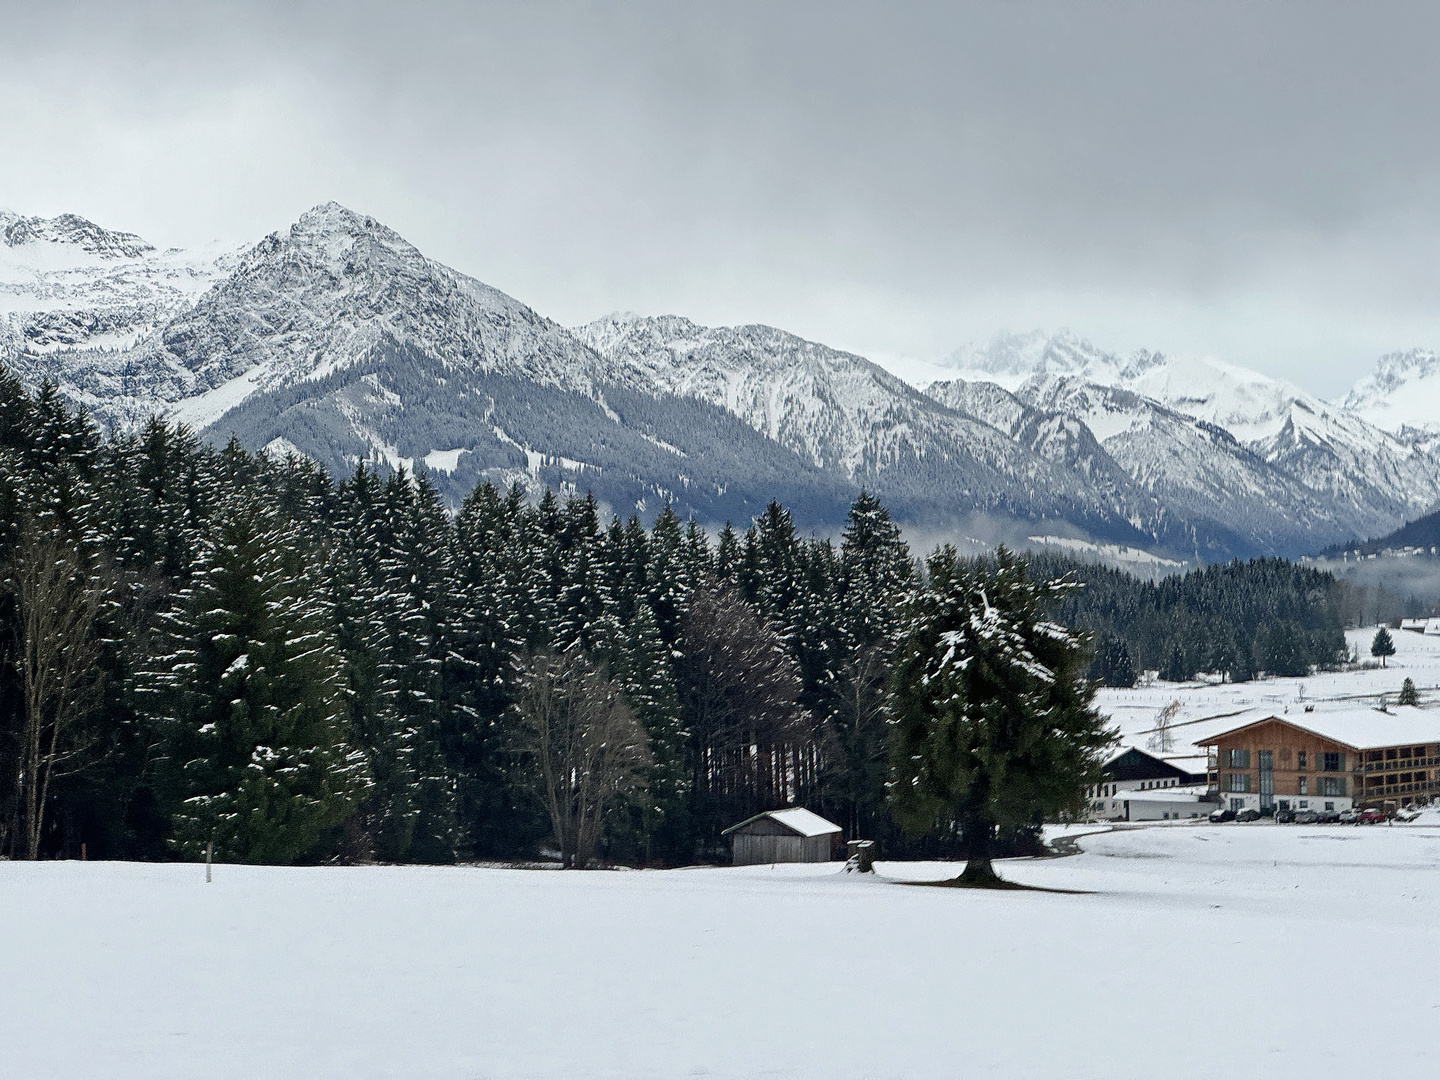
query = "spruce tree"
xmin=888 ymin=548 xmax=1112 ymax=886
xmin=1398 ymin=677 xmax=1419 ymax=705
xmin=1160 ymin=643 xmax=1189 ymax=683
xmin=1371 ymin=626 xmax=1396 ymax=667
xmin=141 ymin=495 xmax=370 ymax=863
xmin=826 ymin=491 xmax=916 ymax=838
xmin=1092 ymin=634 xmax=1135 ymax=688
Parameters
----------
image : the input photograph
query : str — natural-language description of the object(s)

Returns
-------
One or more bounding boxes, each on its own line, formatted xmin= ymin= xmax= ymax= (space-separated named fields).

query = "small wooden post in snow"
xmin=206 ymin=839 xmax=213 ymax=884
xmin=845 ymin=839 xmax=876 ymax=873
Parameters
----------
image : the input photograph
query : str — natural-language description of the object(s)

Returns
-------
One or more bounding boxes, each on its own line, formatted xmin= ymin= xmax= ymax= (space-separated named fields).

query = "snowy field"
xmin=1096 ymin=624 xmax=1440 ymax=757
xmin=6 ymin=819 xmax=1440 ymax=1079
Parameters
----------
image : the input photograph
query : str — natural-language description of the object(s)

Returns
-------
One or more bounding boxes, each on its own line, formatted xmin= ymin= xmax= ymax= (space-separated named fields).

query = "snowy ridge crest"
xmin=2 ymin=200 xmax=1439 ymax=559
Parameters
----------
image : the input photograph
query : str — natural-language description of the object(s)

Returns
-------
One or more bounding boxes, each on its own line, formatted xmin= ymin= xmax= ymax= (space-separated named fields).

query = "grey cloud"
xmin=3 ymin=1 xmax=1438 ymax=396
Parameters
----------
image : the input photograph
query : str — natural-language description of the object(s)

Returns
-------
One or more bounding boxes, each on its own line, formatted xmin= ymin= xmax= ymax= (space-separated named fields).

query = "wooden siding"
xmin=1213 ymin=719 xmax=1355 ymax=802
xmin=731 ymin=832 xmax=833 ymax=865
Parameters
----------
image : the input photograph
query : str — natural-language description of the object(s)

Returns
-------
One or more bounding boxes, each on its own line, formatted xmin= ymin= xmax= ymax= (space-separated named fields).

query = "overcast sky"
xmin=3 ymin=1 xmax=1438 ymax=397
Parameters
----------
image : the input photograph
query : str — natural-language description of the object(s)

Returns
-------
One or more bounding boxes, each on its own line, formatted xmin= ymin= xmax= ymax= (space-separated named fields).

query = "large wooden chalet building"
xmin=1195 ymin=708 xmax=1440 ymax=815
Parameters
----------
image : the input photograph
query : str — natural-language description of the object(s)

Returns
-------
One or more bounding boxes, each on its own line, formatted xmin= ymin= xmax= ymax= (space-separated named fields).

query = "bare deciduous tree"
xmin=7 ymin=529 xmax=108 ymax=859
xmin=513 ymin=648 xmax=651 ymax=869
xmin=1147 ymin=699 xmax=1182 ymax=754
xmin=676 ymin=586 xmax=809 ymax=838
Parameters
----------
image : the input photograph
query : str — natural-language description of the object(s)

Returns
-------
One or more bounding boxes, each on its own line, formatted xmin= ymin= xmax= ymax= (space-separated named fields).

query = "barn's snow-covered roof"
xmin=722 ymin=807 xmax=843 ymax=837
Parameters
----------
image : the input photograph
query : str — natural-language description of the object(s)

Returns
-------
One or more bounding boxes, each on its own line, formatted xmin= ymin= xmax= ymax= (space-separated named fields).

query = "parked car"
xmin=1395 ymin=807 xmax=1421 ymax=822
xmin=1235 ymin=808 xmax=1262 ymax=822
xmin=1209 ymin=807 xmax=1237 ymax=823
xmin=1360 ymin=808 xmax=1386 ymax=824
xmin=1338 ymin=809 xmax=1360 ymax=824
xmin=1317 ymin=810 xmax=1342 ymax=823
xmin=1274 ymin=808 xmax=1295 ymax=823
xmin=1293 ymin=810 xmax=1320 ymax=824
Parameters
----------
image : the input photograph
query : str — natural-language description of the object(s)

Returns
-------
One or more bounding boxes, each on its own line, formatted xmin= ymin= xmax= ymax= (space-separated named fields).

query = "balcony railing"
xmin=1363 ymin=758 xmax=1437 ymax=772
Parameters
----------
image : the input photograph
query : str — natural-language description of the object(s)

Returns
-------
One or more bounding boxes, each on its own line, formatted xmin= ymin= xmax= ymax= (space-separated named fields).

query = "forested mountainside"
xmin=0 ymin=374 xmax=1353 ymax=865
xmin=4 ymin=202 xmax=1438 ymax=559
xmin=1321 ymin=506 xmax=1440 ymax=558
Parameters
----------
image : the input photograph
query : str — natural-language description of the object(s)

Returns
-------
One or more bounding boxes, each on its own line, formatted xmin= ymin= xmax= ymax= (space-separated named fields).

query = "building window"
xmin=1386 ymin=774 xmax=1397 ymax=785
xmin=1228 ymin=773 xmax=1251 ymax=793
xmin=1366 ymin=751 xmax=1382 ymax=763
xmin=1320 ymin=777 xmax=1345 ymax=797
xmin=1297 ymin=751 xmax=1307 ymax=769
xmin=1323 ymin=752 xmax=1344 ymax=772
xmin=1278 ymin=800 xmax=1290 ymax=811
xmin=1298 ymin=776 xmax=1308 ymax=795
xmin=1227 ymin=749 xmax=1250 ymax=769
xmin=1386 ymin=748 xmax=1398 ymax=760
xmin=1324 ymin=802 xmax=1335 ymax=811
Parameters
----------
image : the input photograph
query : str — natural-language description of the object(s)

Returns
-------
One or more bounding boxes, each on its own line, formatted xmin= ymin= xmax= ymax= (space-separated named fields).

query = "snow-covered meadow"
xmin=6 ymin=626 xmax=1438 ymax=1079
xmin=6 ymin=818 xmax=1439 ymax=1080
xmin=1096 ymin=624 xmax=1440 ymax=757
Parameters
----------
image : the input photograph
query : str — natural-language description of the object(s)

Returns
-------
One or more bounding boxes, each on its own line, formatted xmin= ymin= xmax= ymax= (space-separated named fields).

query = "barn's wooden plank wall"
xmin=732 ymin=833 xmax=832 ymax=865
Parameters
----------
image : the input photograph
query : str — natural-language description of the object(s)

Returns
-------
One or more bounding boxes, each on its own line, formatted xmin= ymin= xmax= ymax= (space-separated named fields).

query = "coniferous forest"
xmin=0 ymin=372 xmax=1354 ymax=865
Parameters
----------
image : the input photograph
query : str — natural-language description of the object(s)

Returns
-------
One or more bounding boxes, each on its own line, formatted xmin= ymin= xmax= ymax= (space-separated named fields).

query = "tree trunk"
xmin=954 ymin=798 xmax=1002 ymax=887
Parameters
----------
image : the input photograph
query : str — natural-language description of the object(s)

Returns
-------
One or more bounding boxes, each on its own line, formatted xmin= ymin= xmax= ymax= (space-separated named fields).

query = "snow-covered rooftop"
xmin=1116 ymin=787 xmax=1212 ymax=803
xmin=1194 ymin=707 xmax=1440 ymax=751
xmin=723 ymin=807 xmax=842 ymax=837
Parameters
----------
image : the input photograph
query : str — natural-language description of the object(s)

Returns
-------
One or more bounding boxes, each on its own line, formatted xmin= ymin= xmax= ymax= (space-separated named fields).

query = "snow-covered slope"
xmin=1 ymin=209 xmax=237 ymax=416
xmin=577 ymin=313 xmax=1167 ymax=543
xmin=1343 ymin=348 xmax=1440 ymax=436
xmin=1017 ymin=376 xmax=1347 ymax=555
xmin=4 ymin=202 xmax=1436 ymax=555
xmin=163 ymin=203 xmax=624 ymax=429
xmin=936 ymin=330 xmax=1440 ymax=549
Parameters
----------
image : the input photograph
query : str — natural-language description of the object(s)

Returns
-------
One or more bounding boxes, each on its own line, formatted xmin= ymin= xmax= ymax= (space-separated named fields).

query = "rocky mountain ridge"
xmin=1 ymin=202 xmax=1435 ymax=559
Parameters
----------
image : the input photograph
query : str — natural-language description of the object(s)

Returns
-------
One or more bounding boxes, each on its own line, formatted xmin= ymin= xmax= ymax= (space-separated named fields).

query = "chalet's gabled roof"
xmin=1193 ymin=707 xmax=1440 ymax=752
xmin=1103 ymin=746 xmax=1195 ymax=781
xmin=722 ymin=807 xmax=842 ymax=837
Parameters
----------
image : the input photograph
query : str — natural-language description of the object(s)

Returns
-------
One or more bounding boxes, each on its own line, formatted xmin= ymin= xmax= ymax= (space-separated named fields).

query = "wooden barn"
xmin=722 ymin=808 xmax=842 ymax=865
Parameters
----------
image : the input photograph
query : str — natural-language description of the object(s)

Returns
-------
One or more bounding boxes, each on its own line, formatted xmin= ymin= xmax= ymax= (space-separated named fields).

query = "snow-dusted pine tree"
xmin=1371 ymin=626 xmax=1396 ymax=667
xmin=141 ymin=494 xmax=370 ymax=864
xmin=888 ymin=547 xmax=1112 ymax=886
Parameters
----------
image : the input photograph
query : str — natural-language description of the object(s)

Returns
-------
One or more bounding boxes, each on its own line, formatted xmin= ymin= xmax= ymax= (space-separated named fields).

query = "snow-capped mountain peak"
xmin=1 ymin=209 xmax=156 ymax=262
xmin=942 ymin=328 xmax=1168 ymax=391
xmin=4 ymin=201 xmax=1439 ymax=561
xmin=1342 ymin=348 xmax=1440 ymax=435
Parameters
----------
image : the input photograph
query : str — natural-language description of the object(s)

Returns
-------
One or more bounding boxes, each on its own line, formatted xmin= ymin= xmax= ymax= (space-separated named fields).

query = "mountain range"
xmin=3 ymin=202 xmax=1438 ymax=561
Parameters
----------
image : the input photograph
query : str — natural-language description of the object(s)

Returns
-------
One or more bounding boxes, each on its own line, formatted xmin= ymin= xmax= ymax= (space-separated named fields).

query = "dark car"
xmin=1317 ymin=810 xmax=1342 ymax=823
xmin=1235 ymin=807 xmax=1262 ymax=822
xmin=1274 ymin=808 xmax=1295 ymax=823
xmin=1209 ymin=807 xmax=1237 ymax=823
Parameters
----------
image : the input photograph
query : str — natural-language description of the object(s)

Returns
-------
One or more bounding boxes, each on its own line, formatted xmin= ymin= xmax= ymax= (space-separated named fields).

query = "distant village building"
xmin=1196 ymin=709 xmax=1440 ymax=814
xmin=1087 ymin=747 xmax=1216 ymax=820
xmin=722 ymin=808 xmax=842 ymax=865
xmin=1399 ymin=617 xmax=1440 ymax=636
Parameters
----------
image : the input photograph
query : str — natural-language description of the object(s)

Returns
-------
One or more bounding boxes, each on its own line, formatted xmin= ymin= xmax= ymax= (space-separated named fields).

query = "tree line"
xmin=0 ymin=372 xmax=1352 ymax=867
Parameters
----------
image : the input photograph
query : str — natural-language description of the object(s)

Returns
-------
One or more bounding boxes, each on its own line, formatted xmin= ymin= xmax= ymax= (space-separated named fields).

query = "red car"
xmin=1359 ymin=808 xmax=1386 ymax=824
